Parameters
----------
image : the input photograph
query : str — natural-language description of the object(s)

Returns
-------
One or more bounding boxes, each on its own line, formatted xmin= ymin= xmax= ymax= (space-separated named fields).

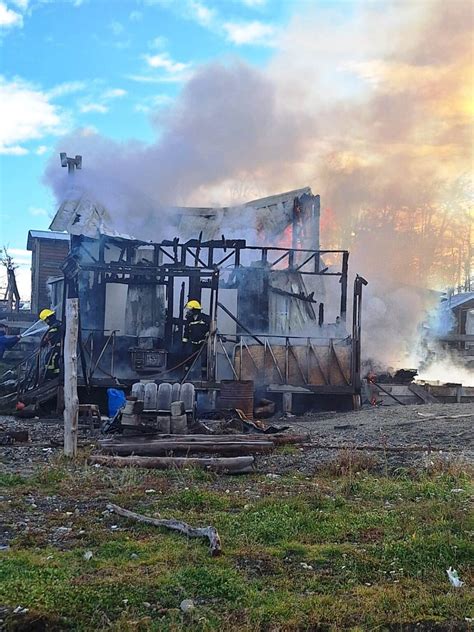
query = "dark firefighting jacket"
xmin=183 ymin=311 xmax=210 ymax=345
xmin=41 ymin=319 xmax=63 ymax=374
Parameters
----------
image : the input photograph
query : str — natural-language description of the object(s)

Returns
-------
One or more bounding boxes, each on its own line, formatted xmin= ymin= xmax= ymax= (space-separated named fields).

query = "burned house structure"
xmin=14 ymin=187 xmax=366 ymax=413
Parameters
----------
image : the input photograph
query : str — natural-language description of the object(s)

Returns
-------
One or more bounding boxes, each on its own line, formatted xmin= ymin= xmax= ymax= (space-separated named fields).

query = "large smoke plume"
xmin=44 ymin=0 xmax=473 ymax=375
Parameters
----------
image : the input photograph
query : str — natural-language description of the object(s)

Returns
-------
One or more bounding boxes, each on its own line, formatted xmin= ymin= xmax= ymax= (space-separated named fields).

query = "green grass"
xmin=0 ymin=460 xmax=472 ymax=631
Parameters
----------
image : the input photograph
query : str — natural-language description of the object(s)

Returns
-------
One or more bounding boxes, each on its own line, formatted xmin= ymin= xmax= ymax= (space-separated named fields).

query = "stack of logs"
xmin=90 ymin=433 xmax=304 ymax=474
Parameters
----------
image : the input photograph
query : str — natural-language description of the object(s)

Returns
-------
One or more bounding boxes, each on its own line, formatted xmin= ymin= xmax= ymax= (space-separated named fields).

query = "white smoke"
xmin=43 ymin=0 xmax=473 ymax=379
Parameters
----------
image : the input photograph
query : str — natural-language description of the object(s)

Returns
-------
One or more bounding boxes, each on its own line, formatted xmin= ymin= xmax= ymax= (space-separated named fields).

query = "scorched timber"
xmin=98 ymin=439 xmax=274 ymax=456
xmin=89 ymin=455 xmax=255 ymax=473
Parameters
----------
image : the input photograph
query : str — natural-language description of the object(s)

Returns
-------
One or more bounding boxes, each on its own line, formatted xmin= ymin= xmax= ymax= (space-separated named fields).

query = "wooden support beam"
xmin=64 ymin=298 xmax=79 ymax=457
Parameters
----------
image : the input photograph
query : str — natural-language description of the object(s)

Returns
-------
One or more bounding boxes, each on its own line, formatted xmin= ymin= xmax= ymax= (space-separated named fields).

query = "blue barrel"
xmin=107 ymin=388 xmax=126 ymax=418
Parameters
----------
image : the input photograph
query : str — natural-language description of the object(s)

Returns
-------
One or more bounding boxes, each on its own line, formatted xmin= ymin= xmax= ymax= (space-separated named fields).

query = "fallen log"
xmin=90 ymin=454 xmax=254 ymax=473
xmin=99 ymin=440 xmax=274 ymax=456
xmin=107 ymin=502 xmax=222 ymax=557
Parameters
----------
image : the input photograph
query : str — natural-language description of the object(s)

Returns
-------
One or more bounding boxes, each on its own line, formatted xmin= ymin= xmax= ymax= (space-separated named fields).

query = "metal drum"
xmin=219 ymin=380 xmax=254 ymax=419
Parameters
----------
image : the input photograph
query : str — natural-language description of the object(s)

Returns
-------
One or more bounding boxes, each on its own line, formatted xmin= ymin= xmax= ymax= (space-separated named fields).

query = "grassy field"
xmin=0 ymin=452 xmax=472 ymax=631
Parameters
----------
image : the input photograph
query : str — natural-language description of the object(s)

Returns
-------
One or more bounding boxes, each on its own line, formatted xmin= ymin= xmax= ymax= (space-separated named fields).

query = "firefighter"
xmin=182 ymin=300 xmax=210 ymax=378
xmin=39 ymin=309 xmax=63 ymax=380
xmin=0 ymin=325 xmax=20 ymax=360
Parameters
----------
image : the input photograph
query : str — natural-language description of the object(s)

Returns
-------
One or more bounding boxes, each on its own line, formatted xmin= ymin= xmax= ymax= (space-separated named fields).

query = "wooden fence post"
xmin=64 ymin=298 xmax=79 ymax=457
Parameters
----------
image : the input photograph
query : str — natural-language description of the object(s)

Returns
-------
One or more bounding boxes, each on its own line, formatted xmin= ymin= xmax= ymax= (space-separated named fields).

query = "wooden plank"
xmin=408 ymin=384 xmax=439 ymax=403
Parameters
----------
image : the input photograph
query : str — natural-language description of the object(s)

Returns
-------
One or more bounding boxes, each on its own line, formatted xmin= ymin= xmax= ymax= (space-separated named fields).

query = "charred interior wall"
xmin=125 ymin=246 xmax=165 ymax=337
xmin=235 ymin=267 xmax=270 ymax=333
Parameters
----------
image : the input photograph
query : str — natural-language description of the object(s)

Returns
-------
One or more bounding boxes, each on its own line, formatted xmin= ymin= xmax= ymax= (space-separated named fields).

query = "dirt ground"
xmin=0 ymin=403 xmax=472 ymax=630
xmin=1 ymin=402 xmax=472 ymax=476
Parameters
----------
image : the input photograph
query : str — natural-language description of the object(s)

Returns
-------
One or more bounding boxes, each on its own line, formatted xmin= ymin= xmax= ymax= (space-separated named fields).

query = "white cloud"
xmin=223 ymin=20 xmax=275 ymax=45
xmin=48 ymin=80 xmax=87 ymax=99
xmin=134 ymin=103 xmax=149 ymax=114
xmin=0 ymin=2 xmax=23 ymax=29
xmin=36 ymin=145 xmax=49 ymax=155
xmin=187 ymin=0 xmax=215 ymax=27
xmin=11 ymin=0 xmax=28 ymax=10
xmin=0 ymin=144 xmax=28 ymax=155
xmin=79 ymin=126 xmax=98 ymax=137
xmin=8 ymin=247 xmax=30 ymax=258
xmin=240 ymin=0 xmax=266 ymax=5
xmin=0 ymin=77 xmax=64 ymax=154
xmin=28 ymin=206 xmax=48 ymax=217
xmin=102 ymin=88 xmax=127 ymax=99
xmin=149 ymin=35 xmax=167 ymax=49
xmin=128 ymin=73 xmax=190 ymax=85
xmin=109 ymin=20 xmax=124 ymax=36
xmin=129 ymin=10 xmax=142 ymax=21
xmin=80 ymin=103 xmax=109 ymax=114
xmin=127 ymin=74 xmax=164 ymax=84
xmin=145 ymin=53 xmax=189 ymax=74
xmin=134 ymin=93 xmax=173 ymax=113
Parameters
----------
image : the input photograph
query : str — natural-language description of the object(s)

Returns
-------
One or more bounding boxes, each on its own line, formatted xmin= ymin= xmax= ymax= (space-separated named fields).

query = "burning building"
xmin=12 ymin=185 xmax=367 ymax=414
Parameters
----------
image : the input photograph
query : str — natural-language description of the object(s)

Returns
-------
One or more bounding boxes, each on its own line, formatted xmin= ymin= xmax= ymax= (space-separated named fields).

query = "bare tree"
xmin=0 ymin=247 xmax=21 ymax=312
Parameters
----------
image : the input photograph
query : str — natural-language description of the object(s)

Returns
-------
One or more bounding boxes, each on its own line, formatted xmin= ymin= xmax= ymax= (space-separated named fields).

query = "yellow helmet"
xmin=186 ymin=300 xmax=201 ymax=310
xmin=39 ymin=309 xmax=55 ymax=321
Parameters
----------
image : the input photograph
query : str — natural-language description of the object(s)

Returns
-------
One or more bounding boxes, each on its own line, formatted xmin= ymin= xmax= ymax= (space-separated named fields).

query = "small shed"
xmin=438 ymin=291 xmax=474 ymax=357
xmin=27 ymin=230 xmax=70 ymax=315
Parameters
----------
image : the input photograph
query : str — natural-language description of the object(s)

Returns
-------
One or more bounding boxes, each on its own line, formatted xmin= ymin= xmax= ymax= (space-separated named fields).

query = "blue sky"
xmin=1 ymin=0 xmax=471 ymax=298
xmin=0 ymin=0 xmax=304 ymax=293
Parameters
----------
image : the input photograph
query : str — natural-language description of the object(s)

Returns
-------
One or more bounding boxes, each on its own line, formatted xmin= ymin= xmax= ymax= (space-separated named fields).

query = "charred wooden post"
xmin=340 ymin=251 xmax=349 ymax=323
xmin=351 ymin=274 xmax=368 ymax=398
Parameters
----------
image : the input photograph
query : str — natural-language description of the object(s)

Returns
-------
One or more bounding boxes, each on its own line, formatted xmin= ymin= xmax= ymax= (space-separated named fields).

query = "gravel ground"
xmin=262 ymin=402 xmax=474 ymax=473
xmin=0 ymin=402 xmax=473 ymax=477
xmin=0 ymin=417 xmax=94 ymax=476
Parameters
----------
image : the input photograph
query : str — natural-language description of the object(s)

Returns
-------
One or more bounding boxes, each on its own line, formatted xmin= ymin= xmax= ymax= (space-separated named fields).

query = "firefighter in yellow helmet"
xmin=39 ymin=309 xmax=63 ymax=380
xmin=182 ymin=299 xmax=210 ymax=379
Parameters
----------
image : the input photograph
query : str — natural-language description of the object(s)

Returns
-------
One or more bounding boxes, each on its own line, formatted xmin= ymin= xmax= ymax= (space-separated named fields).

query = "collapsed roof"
xmin=49 ymin=187 xmax=315 ymax=243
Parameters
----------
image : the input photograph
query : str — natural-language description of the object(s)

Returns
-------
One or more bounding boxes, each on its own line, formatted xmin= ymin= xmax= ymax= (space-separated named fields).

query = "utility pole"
xmin=60 ymin=152 xmax=81 ymax=457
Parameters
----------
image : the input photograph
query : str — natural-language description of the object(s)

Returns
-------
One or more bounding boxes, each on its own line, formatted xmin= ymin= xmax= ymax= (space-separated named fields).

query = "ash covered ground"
xmin=1 ymin=402 xmax=472 ymax=477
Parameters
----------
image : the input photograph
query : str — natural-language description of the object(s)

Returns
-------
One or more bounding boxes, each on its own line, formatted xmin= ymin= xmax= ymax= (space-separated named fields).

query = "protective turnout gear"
xmin=185 ymin=299 xmax=202 ymax=310
xmin=39 ymin=309 xmax=55 ymax=321
xmin=182 ymin=303 xmax=210 ymax=379
xmin=0 ymin=331 xmax=20 ymax=360
xmin=40 ymin=315 xmax=62 ymax=380
xmin=183 ymin=311 xmax=210 ymax=345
